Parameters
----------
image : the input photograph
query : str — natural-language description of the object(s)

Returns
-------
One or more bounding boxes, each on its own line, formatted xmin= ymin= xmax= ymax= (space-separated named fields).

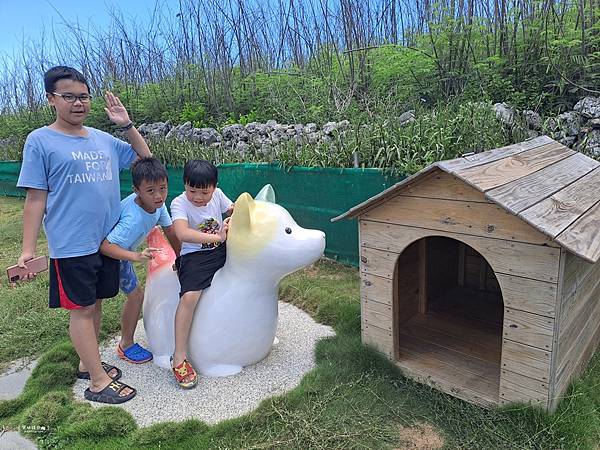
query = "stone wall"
xmin=493 ymin=96 xmax=600 ymax=156
xmin=136 ymin=97 xmax=600 ymax=158
xmin=137 ymin=119 xmax=351 ymax=156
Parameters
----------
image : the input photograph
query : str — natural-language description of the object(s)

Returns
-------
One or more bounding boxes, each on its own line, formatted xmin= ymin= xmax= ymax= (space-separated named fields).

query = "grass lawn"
xmin=1 ymin=195 xmax=600 ymax=449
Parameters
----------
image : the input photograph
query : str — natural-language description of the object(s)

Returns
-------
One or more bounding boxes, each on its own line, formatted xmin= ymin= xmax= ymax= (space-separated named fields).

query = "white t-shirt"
xmin=170 ymin=188 xmax=233 ymax=255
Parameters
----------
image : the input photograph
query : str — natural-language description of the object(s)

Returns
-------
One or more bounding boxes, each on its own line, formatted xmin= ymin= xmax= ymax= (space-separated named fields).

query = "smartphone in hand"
xmin=6 ymin=256 xmax=48 ymax=283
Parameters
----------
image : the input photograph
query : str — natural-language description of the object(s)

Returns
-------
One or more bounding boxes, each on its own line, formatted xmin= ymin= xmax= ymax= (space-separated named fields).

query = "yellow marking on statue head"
xmin=228 ymin=193 xmax=278 ymax=258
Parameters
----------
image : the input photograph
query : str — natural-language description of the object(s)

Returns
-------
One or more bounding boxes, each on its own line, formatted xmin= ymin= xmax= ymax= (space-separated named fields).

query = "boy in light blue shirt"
xmin=17 ymin=66 xmax=151 ymax=404
xmin=100 ymin=157 xmax=180 ymax=364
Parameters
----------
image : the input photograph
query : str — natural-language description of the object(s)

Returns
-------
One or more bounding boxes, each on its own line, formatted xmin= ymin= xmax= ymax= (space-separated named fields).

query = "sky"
xmin=0 ymin=0 xmax=178 ymax=58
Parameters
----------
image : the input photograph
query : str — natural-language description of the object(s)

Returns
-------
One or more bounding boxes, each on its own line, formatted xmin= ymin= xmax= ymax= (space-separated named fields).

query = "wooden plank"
xmin=457 ymin=242 xmax=466 ymax=287
xmin=360 ymin=246 xmax=397 ymax=279
xmin=401 ymin=170 xmax=488 ymax=202
xmin=397 ymin=334 xmax=500 ymax=406
xmin=362 ymin=323 xmax=393 ymax=358
xmin=500 ymin=369 xmax=549 ymax=406
xmin=479 ymin=258 xmax=487 ymax=290
xmin=360 ymin=273 xmax=393 ymax=306
xmin=559 ymin=257 xmax=600 ymax=325
xmin=519 ymin=166 xmax=600 ymax=239
xmin=555 ymin=299 xmax=600 ymax=398
xmin=495 ymin=273 xmax=557 ymax=317
xmin=395 ymin=360 xmax=498 ymax=407
xmin=557 ymin=271 xmax=600 ymax=363
xmin=547 ymin=248 xmax=567 ymax=410
xmin=555 ymin=199 xmax=600 ymax=263
xmin=451 ymin=142 xmax=573 ymax=192
xmin=400 ymin=314 xmax=501 ymax=364
xmin=438 ymin=136 xmax=555 ymax=172
xmin=486 ymin=269 xmax=501 ymax=292
xmin=362 ymin=299 xmax=393 ymax=331
xmin=486 ymin=153 xmax=599 ymax=214
xmin=500 ymin=384 xmax=548 ymax=406
xmin=397 ymin=242 xmax=420 ymax=325
xmin=501 ymin=369 xmax=549 ymax=396
xmin=362 ymin=196 xmax=556 ymax=246
xmin=464 ymin=252 xmax=482 ymax=290
xmin=411 ymin=312 xmax=502 ymax=347
xmin=360 ymin=221 xmax=561 ymax=283
xmin=399 ymin=333 xmax=499 ymax=378
xmin=562 ymin=252 xmax=595 ymax=300
xmin=503 ymin=308 xmax=555 ymax=351
xmin=501 ymin=339 xmax=551 ymax=382
xmin=418 ymin=239 xmax=428 ymax=314
xmin=554 ymin=311 xmax=600 ymax=398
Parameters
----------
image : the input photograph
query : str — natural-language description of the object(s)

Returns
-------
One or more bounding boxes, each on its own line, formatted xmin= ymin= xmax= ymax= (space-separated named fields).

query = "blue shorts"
xmin=119 ymin=260 xmax=138 ymax=294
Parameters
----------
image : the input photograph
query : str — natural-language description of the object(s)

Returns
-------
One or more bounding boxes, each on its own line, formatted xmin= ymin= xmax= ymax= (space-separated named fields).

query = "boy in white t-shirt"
xmin=169 ymin=159 xmax=233 ymax=388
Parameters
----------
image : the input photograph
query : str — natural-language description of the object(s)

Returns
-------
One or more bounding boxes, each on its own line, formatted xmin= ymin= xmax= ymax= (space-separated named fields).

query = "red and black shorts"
xmin=49 ymin=252 xmax=120 ymax=309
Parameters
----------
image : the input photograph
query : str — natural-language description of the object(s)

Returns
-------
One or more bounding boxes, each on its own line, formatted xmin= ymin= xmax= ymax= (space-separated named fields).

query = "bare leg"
xmin=70 ymin=305 xmax=132 ymax=395
xmin=119 ymin=286 xmax=144 ymax=350
xmin=93 ymin=299 xmax=102 ymax=340
xmin=77 ymin=301 xmax=118 ymax=378
xmin=173 ymin=290 xmax=201 ymax=383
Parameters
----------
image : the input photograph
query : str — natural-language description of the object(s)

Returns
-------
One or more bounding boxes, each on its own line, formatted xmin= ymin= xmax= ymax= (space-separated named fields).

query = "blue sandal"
xmin=117 ymin=343 xmax=153 ymax=364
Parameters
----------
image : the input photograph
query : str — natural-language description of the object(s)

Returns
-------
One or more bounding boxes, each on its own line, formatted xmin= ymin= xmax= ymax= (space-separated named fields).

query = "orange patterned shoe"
xmin=171 ymin=358 xmax=198 ymax=389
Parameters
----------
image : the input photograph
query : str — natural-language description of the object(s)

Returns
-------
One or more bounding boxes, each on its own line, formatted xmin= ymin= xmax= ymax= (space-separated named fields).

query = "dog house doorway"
xmin=395 ymin=236 xmax=504 ymax=405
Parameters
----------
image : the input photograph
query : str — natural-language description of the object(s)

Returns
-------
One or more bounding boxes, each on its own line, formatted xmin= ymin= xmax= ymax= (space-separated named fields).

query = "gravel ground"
xmin=73 ymin=301 xmax=335 ymax=427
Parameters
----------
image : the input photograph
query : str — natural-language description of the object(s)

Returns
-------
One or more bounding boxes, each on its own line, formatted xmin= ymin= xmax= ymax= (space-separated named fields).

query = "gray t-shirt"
xmin=17 ymin=126 xmax=136 ymax=258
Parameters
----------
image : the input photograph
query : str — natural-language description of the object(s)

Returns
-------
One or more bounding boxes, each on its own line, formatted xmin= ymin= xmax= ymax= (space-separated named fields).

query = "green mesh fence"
xmin=2 ymin=162 xmax=404 ymax=266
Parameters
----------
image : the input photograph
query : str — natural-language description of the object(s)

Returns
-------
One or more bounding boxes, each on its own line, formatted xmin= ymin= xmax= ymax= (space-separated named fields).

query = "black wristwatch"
xmin=120 ymin=121 xmax=134 ymax=131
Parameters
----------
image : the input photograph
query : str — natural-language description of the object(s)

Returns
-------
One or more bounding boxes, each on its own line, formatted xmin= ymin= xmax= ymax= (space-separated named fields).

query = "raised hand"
xmin=104 ymin=91 xmax=131 ymax=127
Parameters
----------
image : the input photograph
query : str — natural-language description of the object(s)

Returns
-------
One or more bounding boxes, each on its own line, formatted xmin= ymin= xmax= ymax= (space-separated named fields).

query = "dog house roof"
xmin=333 ymin=135 xmax=600 ymax=263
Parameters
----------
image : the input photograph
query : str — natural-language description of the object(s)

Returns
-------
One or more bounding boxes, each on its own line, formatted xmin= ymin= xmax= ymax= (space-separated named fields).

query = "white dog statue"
xmin=143 ymin=185 xmax=326 ymax=376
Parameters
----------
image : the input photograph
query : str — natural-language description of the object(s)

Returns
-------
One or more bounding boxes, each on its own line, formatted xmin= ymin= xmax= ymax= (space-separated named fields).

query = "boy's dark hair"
xmin=131 ymin=157 xmax=168 ymax=189
xmin=183 ymin=159 xmax=218 ymax=188
xmin=44 ymin=66 xmax=90 ymax=93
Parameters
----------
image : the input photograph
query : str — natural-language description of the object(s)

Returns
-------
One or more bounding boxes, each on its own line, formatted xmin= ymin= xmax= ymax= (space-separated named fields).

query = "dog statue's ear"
xmin=231 ymin=192 xmax=254 ymax=232
xmin=255 ymin=184 xmax=276 ymax=203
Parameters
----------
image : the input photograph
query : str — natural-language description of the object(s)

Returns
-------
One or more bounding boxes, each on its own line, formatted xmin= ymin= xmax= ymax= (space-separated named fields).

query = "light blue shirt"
xmin=17 ymin=126 xmax=136 ymax=258
xmin=106 ymin=193 xmax=172 ymax=251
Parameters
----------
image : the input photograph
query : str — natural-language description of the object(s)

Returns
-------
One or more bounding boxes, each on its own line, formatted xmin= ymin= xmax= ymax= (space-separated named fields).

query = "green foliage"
xmin=129 ymin=420 xmax=208 ymax=446
xmin=59 ymin=407 xmax=136 ymax=439
xmin=367 ymin=45 xmax=437 ymax=109
xmin=180 ymin=102 xmax=207 ymax=127
xmin=21 ymin=391 xmax=71 ymax=431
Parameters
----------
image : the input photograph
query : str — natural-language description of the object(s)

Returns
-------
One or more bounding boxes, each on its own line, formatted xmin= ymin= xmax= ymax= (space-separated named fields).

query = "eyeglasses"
xmin=51 ymin=92 xmax=93 ymax=103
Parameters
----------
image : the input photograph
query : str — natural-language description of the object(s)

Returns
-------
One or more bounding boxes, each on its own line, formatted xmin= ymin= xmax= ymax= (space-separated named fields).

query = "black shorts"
xmin=49 ymin=252 xmax=120 ymax=309
xmin=175 ymin=244 xmax=226 ymax=297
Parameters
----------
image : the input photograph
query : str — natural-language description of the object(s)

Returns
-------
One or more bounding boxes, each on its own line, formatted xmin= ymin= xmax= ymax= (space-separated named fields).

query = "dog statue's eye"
xmin=285 ymin=227 xmax=292 ymax=234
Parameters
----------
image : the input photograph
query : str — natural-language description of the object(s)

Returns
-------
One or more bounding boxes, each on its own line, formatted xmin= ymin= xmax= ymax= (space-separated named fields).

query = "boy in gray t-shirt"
xmin=16 ymin=66 xmax=151 ymax=404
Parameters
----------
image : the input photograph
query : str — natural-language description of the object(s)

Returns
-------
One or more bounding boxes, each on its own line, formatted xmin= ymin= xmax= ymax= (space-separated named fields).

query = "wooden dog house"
xmin=333 ymin=136 xmax=600 ymax=410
